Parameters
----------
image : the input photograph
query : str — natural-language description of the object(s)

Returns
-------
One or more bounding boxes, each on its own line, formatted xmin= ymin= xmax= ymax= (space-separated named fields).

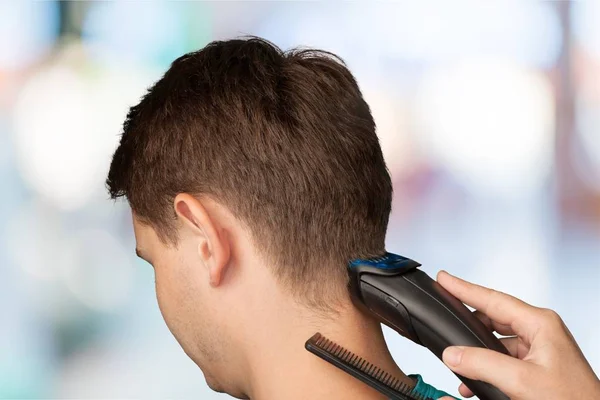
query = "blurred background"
xmin=0 ymin=1 xmax=599 ymax=398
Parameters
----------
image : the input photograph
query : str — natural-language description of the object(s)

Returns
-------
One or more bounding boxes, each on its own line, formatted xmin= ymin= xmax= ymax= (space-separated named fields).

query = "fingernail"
xmin=443 ymin=346 xmax=464 ymax=367
xmin=439 ymin=270 xmax=454 ymax=278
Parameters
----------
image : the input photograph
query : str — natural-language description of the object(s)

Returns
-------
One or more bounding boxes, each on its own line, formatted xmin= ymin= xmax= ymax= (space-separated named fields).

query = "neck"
xmin=240 ymin=297 xmax=410 ymax=400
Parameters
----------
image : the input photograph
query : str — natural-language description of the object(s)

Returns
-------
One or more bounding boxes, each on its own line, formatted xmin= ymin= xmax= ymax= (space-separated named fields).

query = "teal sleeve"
xmin=408 ymin=374 xmax=460 ymax=400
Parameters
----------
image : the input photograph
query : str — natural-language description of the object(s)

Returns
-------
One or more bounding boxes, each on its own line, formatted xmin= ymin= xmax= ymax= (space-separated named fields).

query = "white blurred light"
xmin=0 ymin=2 xmax=58 ymax=69
xmin=12 ymin=47 xmax=158 ymax=210
xmin=60 ymin=229 xmax=133 ymax=312
xmin=414 ymin=59 xmax=555 ymax=197
xmin=5 ymin=199 xmax=77 ymax=280
xmin=573 ymin=2 xmax=600 ymax=60
xmin=13 ymin=66 xmax=97 ymax=209
xmin=362 ymin=89 xmax=414 ymax=177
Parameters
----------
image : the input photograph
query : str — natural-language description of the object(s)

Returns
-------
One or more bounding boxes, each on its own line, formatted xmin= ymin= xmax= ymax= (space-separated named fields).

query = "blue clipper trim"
xmin=349 ymin=252 xmax=419 ymax=270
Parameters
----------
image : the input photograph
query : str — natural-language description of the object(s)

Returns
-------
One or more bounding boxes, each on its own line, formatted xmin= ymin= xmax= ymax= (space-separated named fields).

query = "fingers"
xmin=442 ymin=345 xmax=539 ymax=398
xmin=453 ymin=338 xmax=522 ymax=398
xmin=436 ymin=272 xmax=596 ymax=400
xmin=437 ymin=271 xmax=537 ymax=339
xmin=458 ymin=383 xmax=474 ymax=398
xmin=473 ymin=310 xmax=515 ymax=336
xmin=500 ymin=336 xmax=520 ymax=358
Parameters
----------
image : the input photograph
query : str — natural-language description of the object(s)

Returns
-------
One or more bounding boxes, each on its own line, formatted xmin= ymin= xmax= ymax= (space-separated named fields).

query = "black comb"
xmin=305 ymin=333 xmax=432 ymax=400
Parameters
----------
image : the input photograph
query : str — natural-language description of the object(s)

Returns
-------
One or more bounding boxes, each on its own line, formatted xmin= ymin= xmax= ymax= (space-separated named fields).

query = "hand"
xmin=436 ymin=271 xmax=600 ymax=400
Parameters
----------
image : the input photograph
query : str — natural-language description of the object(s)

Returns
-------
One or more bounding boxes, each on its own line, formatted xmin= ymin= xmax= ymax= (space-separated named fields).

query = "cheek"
xmin=155 ymin=265 xmax=195 ymax=329
xmin=154 ymin=271 xmax=173 ymax=326
xmin=152 ymin=256 xmax=230 ymax=383
xmin=153 ymin=260 xmax=209 ymax=350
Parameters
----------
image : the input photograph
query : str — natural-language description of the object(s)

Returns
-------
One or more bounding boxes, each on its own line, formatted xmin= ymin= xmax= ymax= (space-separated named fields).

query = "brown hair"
xmin=107 ymin=37 xmax=392 ymax=308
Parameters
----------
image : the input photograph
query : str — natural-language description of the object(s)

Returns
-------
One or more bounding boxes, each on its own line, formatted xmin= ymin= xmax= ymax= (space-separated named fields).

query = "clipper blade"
xmin=305 ymin=333 xmax=432 ymax=400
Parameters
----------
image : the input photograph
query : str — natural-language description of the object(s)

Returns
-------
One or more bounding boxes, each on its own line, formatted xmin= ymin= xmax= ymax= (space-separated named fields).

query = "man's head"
xmin=107 ymin=37 xmax=392 ymax=395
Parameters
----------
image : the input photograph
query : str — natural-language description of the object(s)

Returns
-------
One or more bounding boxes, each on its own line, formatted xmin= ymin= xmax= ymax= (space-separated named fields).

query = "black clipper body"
xmin=349 ymin=253 xmax=510 ymax=400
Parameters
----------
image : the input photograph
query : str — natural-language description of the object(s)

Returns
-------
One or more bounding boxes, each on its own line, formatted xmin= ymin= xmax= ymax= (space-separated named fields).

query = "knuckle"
xmin=486 ymin=289 xmax=512 ymax=317
xmin=456 ymin=348 xmax=474 ymax=369
xmin=538 ymin=308 xmax=563 ymax=326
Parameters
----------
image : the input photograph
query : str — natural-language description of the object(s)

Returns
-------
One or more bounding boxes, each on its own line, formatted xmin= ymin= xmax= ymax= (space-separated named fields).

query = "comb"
xmin=305 ymin=333 xmax=432 ymax=400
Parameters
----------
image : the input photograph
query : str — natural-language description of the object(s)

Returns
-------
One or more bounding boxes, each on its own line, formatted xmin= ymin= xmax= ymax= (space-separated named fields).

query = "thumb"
xmin=443 ymin=346 xmax=535 ymax=397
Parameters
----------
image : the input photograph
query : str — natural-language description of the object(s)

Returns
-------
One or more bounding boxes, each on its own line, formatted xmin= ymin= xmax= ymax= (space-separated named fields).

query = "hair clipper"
xmin=348 ymin=252 xmax=510 ymax=400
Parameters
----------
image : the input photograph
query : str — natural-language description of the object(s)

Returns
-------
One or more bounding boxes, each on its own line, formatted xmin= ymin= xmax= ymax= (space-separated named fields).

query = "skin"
xmin=437 ymin=271 xmax=600 ymax=400
xmin=133 ymin=193 xmax=410 ymax=400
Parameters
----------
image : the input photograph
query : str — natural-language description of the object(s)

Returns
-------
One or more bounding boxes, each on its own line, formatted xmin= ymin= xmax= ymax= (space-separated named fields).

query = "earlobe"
xmin=174 ymin=194 xmax=231 ymax=287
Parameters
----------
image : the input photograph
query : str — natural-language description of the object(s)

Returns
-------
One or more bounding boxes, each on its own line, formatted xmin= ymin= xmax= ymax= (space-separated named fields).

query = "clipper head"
xmin=347 ymin=252 xmax=421 ymax=315
xmin=349 ymin=252 xmax=421 ymax=272
xmin=305 ymin=333 xmax=432 ymax=400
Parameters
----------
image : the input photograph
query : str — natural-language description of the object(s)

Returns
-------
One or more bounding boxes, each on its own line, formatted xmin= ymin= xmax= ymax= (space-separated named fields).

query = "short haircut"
xmin=107 ymin=37 xmax=392 ymax=309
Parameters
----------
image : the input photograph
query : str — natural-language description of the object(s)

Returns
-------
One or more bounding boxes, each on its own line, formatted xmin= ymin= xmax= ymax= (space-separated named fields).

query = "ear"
xmin=173 ymin=193 xmax=231 ymax=287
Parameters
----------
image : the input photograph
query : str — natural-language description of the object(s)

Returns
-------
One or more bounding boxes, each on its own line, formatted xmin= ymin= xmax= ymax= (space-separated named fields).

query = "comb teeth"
xmin=307 ymin=333 xmax=431 ymax=400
